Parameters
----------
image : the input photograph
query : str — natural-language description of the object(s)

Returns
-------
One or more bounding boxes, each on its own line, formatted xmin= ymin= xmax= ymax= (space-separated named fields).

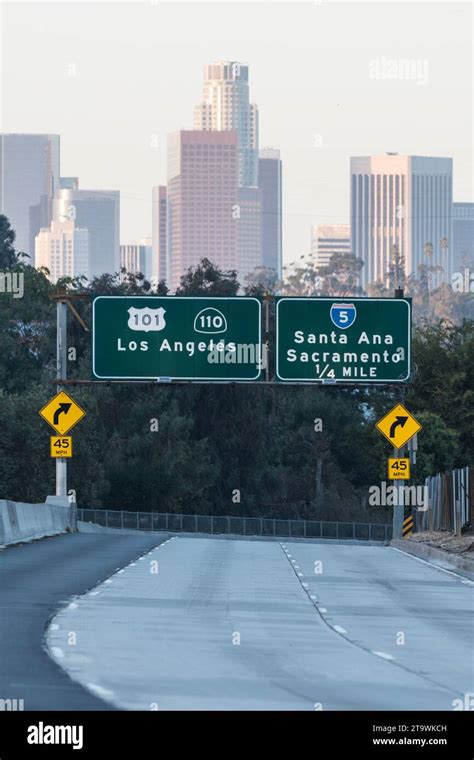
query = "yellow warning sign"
xmin=402 ymin=515 xmax=414 ymax=539
xmin=50 ymin=436 xmax=72 ymax=458
xmin=388 ymin=457 xmax=411 ymax=480
xmin=39 ymin=391 xmax=86 ymax=435
xmin=376 ymin=403 xmax=422 ymax=449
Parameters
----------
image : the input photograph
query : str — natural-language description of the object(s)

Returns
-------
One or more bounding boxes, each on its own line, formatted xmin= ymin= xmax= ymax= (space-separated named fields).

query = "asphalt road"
xmin=47 ymin=536 xmax=474 ymax=710
xmin=0 ymin=532 xmax=165 ymax=710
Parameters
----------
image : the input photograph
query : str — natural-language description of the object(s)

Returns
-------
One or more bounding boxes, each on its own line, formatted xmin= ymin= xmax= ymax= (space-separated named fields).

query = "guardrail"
xmin=77 ymin=508 xmax=392 ymax=542
xmin=0 ymin=497 xmax=74 ymax=546
xmin=416 ymin=466 xmax=472 ymax=534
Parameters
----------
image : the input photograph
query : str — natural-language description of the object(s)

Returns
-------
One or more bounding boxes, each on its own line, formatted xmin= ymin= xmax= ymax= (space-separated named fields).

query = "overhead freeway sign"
xmin=275 ymin=297 xmax=411 ymax=383
xmin=92 ymin=296 xmax=262 ymax=381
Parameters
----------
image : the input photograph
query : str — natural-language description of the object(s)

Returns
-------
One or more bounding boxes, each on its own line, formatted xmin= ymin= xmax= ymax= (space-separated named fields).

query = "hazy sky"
xmin=1 ymin=1 xmax=472 ymax=265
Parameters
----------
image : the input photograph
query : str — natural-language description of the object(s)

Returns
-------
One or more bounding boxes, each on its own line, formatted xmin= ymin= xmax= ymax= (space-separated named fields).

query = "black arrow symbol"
xmin=53 ymin=402 xmax=72 ymax=425
xmin=389 ymin=415 xmax=408 ymax=438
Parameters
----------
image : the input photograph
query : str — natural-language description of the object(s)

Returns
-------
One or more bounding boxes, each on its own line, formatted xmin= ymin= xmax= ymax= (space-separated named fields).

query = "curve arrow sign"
xmin=389 ymin=415 xmax=408 ymax=438
xmin=53 ymin=403 xmax=72 ymax=426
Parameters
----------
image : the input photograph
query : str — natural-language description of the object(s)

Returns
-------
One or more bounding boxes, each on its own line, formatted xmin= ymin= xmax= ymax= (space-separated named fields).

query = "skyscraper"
xmin=452 ymin=202 xmax=474 ymax=270
xmin=258 ymin=148 xmax=282 ymax=277
xmin=311 ymin=224 xmax=351 ymax=268
xmin=35 ymin=220 xmax=89 ymax=281
xmin=194 ymin=61 xmax=262 ymax=283
xmin=152 ymin=186 xmax=167 ymax=284
xmin=0 ymin=133 xmax=60 ymax=261
xmin=167 ymin=130 xmax=239 ymax=292
xmin=237 ymin=187 xmax=262 ymax=282
xmin=351 ymin=154 xmax=453 ymax=289
xmin=194 ymin=61 xmax=258 ymax=187
xmin=120 ymin=242 xmax=151 ymax=279
xmin=53 ymin=186 xmax=120 ymax=278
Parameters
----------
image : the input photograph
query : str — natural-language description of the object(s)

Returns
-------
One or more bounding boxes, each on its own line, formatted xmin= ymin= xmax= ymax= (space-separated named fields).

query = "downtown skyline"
xmin=1 ymin=1 xmax=472 ymax=266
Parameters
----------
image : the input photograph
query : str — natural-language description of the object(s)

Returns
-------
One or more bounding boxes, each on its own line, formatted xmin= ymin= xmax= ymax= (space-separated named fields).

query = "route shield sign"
xmin=92 ymin=296 xmax=262 ymax=381
xmin=39 ymin=391 xmax=86 ymax=435
xmin=276 ymin=297 xmax=411 ymax=383
xmin=376 ymin=403 xmax=422 ymax=449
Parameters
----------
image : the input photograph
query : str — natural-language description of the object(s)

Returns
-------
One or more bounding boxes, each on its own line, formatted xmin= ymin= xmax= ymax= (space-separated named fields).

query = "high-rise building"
xmin=238 ymin=187 xmax=262 ymax=282
xmin=258 ymin=148 xmax=282 ymax=277
xmin=311 ymin=224 xmax=351 ymax=269
xmin=452 ymin=202 xmax=474 ymax=270
xmin=152 ymin=186 xmax=167 ymax=284
xmin=120 ymin=242 xmax=151 ymax=279
xmin=53 ymin=186 xmax=120 ymax=278
xmin=167 ymin=130 xmax=239 ymax=292
xmin=350 ymin=154 xmax=453 ymax=288
xmin=35 ymin=220 xmax=89 ymax=281
xmin=0 ymin=133 xmax=60 ymax=261
xmin=194 ymin=61 xmax=258 ymax=187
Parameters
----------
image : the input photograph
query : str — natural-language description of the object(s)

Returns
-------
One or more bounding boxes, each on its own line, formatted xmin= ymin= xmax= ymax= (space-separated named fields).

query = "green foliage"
xmin=176 ymin=258 xmax=239 ymax=296
xmin=0 ymin=231 xmax=472 ymax=517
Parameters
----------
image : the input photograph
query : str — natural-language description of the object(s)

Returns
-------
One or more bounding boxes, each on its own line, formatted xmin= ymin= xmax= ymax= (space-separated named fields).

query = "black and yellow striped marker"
xmin=402 ymin=514 xmax=414 ymax=539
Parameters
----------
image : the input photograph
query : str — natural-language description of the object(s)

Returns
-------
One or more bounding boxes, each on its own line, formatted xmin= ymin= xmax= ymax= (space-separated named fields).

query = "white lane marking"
xmin=297 ymin=572 xmax=303 ymax=577
xmin=87 ymin=683 xmax=115 ymax=698
xmin=310 ymin=595 xmax=317 ymax=601
xmin=50 ymin=624 xmax=59 ymax=631
xmin=51 ymin=647 xmax=64 ymax=658
xmin=302 ymin=582 xmax=309 ymax=588
xmin=333 ymin=625 xmax=347 ymax=634
xmin=372 ymin=650 xmax=395 ymax=661
xmin=129 ymin=563 xmax=136 ymax=566
xmin=390 ymin=546 xmax=474 ymax=586
xmin=104 ymin=580 xmax=113 ymax=584
xmin=68 ymin=602 xmax=78 ymax=610
xmin=318 ymin=607 xmax=327 ymax=613
xmin=89 ymin=591 xmax=101 ymax=596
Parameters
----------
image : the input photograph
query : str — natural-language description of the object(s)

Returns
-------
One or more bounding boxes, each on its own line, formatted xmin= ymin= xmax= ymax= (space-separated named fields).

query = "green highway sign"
xmin=276 ymin=297 xmax=411 ymax=383
xmin=92 ymin=296 xmax=262 ymax=381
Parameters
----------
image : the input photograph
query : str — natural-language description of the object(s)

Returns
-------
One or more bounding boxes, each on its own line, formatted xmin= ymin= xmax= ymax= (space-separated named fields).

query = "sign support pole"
xmin=264 ymin=295 xmax=270 ymax=382
xmin=392 ymin=286 xmax=405 ymax=539
xmin=392 ymin=445 xmax=405 ymax=539
xmin=56 ymin=298 xmax=68 ymax=497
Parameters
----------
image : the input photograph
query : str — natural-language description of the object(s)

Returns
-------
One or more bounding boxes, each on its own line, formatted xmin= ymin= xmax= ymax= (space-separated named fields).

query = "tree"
xmin=244 ymin=265 xmax=279 ymax=296
xmin=315 ymin=252 xmax=365 ymax=296
xmin=176 ymin=258 xmax=239 ymax=296
xmin=387 ymin=243 xmax=406 ymax=291
xmin=280 ymin=254 xmax=321 ymax=296
xmin=0 ymin=214 xmax=20 ymax=268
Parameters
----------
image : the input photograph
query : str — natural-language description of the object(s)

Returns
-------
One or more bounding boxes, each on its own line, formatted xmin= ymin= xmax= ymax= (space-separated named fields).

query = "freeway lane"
xmin=0 ymin=532 xmax=165 ymax=710
xmin=47 ymin=536 xmax=474 ymax=710
xmin=281 ymin=541 xmax=474 ymax=698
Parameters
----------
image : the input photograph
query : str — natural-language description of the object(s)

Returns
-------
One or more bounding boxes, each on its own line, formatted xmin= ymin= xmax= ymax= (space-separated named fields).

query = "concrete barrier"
xmin=0 ymin=496 xmax=74 ymax=546
xmin=391 ymin=538 xmax=474 ymax=580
